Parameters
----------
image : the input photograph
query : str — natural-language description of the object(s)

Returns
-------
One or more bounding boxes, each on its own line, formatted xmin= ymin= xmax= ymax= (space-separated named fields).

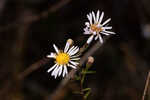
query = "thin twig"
xmin=18 ymin=57 xmax=50 ymax=80
xmin=10 ymin=0 xmax=72 ymax=80
xmin=49 ymin=36 xmax=110 ymax=100
xmin=142 ymin=71 xmax=150 ymax=100
xmin=0 ymin=0 xmax=72 ymax=32
xmin=16 ymin=36 xmax=111 ymax=100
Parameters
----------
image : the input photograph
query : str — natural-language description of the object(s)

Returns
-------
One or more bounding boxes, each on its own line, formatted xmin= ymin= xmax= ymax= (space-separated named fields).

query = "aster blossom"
xmin=47 ymin=40 xmax=80 ymax=78
xmin=84 ymin=10 xmax=116 ymax=44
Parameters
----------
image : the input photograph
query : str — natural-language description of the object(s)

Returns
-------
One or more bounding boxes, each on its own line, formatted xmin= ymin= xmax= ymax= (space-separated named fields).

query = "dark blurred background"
xmin=0 ymin=0 xmax=150 ymax=100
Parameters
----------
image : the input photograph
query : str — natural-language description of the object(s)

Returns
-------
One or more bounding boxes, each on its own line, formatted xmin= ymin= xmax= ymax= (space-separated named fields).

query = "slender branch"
xmin=4 ymin=0 xmax=72 ymax=81
xmin=0 ymin=0 xmax=72 ymax=32
xmin=142 ymin=71 xmax=150 ymax=100
xmin=18 ymin=57 xmax=50 ymax=80
xmin=49 ymin=36 xmax=110 ymax=100
xmin=16 ymin=36 xmax=111 ymax=100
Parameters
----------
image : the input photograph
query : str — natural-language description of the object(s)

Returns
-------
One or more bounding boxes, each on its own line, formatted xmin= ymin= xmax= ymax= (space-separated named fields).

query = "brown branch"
xmin=41 ymin=0 xmax=71 ymax=17
xmin=49 ymin=36 xmax=110 ymax=100
xmin=0 ymin=10 xmax=38 ymax=99
xmin=142 ymin=71 xmax=150 ymax=100
xmin=14 ymin=36 xmax=111 ymax=100
xmin=0 ymin=0 xmax=72 ymax=32
xmin=18 ymin=57 xmax=50 ymax=80
xmin=0 ymin=57 xmax=50 ymax=98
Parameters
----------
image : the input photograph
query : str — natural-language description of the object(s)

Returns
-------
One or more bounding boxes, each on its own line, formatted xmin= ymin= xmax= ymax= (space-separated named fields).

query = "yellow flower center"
xmin=90 ymin=24 xmax=103 ymax=33
xmin=56 ymin=53 xmax=70 ymax=65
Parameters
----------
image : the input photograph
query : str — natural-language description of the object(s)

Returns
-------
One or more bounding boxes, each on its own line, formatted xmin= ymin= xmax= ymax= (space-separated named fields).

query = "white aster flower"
xmin=47 ymin=40 xmax=80 ymax=78
xmin=84 ymin=10 xmax=116 ymax=44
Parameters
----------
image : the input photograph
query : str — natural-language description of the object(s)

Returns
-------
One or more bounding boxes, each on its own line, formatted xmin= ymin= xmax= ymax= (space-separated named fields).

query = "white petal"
xmin=103 ymin=30 xmax=116 ymax=34
xmin=64 ymin=42 xmax=70 ymax=53
xmin=70 ymin=55 xmax=80 ymax=58
xmin=85 ymin=22 xmax=90 ymax=27
xmin=53 ymin=44 xmax=59 ymax=54
xmin=62 ymin=66 xmax=65 ymax=77
xmin=47 ymin=53 xmax=56 ymax=58
xmin=84 ymin=28 xmax=91 ymax=35
xmin=63 ymin=65 xmax=68 ymax=77
xmin=87 ymin=35 xmax=94 ymax=44
xmin=65 ymin=66 xmax=68 ymax=75
xmin=95 ymin=35 xmax=98 ymax=40
xmin=84 ymin=27 xmax=88 ymax=31
xmin=98 ymin=34 xmax=103 ymax=43
xmin=54 ymin=69 xmax=59 ymax=78
xmin=103 ymin=26 xmax=112 ymax=30
xmin=96 ymin=10 xmax=100 ymax=22
xmin=69 ymin=47 xmax=79 ymax=56
xmin=70 ymin=57 xmax=80 ymax=60
xmin=93 ymin=31 xmax=97 ymax=35
xmin=68 ymin=46 xmax=77 ymax=55
xmin=68 ymin=64 xmax=76 ymax=69
xmin=58 ymin=65 xmax=63 ymax=76
xmin=98 ymin=12 xmax=104 ymax=25
xmin=101 ymin=32 xmax=110 ymax=35
xmin=53 ymin=66 xmax=59 ymax=77
xmin=84 ymin=31 xmax=90 ymax=35
xmin=54 ymin=70 xmax=59 ymax=78
xmin=92 ymin=11 xmax=96 ymax=23
xmin=69 ymin=61 xmax=79 ymax=66
xmin=87 ymin=14 xmax=92 ymax=25
xmin=72 ymin=46 xmax=78 ymax=53
xmin=67 ymin=46 xmax=75 ymax=54
xmin=54 ymin=74 xmax=57 ymax=79
xmin=87 ymin=15 xmax=90 ymax=22
xmin=102 ymin=18 xmax=111 ymax=26
xmin=47 ymin=63 xmax=57 ymax=73
xmin=84 ymin=31 xmax=91 ymax=35
xmin=89 ymin=13 xmax=93 ymax=24
xmin=54 ymin=66 xmax=61 ymax=78
xmin=51 ymin=65 xmax=59 ymax=76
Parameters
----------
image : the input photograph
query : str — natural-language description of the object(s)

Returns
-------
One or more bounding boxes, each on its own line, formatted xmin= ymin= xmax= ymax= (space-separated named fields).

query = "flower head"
xmin=84 ymin=10 xmax=116 ymax=44
xmin=47 ymin=39 xmax=80 ymax=78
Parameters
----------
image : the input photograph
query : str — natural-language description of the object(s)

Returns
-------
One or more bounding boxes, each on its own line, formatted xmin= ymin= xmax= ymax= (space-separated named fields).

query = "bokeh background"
xmin=0 ymin=0 xmax=150 ymax=100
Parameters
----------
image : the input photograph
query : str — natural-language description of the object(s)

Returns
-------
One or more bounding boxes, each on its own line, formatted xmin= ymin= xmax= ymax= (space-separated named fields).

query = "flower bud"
xmin=67 ymin=38 xmax=74 ymax=45
xmin=86 ymin=56 xmax=94 ymax=68
xmin=88 ymin=56 xmax=94 ymax=64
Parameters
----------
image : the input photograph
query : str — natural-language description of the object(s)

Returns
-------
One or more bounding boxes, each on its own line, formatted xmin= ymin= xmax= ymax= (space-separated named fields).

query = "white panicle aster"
xmin=47 ymin=41 xmax=80 ymax=78
xmin=84 ymin=10 xmax=116 ymax=44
